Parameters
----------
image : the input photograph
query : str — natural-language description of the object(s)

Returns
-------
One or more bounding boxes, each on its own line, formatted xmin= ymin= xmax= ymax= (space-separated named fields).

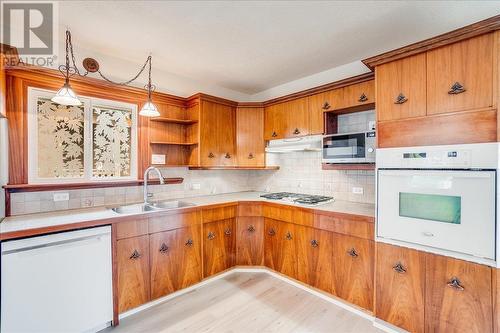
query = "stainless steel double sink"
xmin=110 ymin=200 xmax=195 ymax=214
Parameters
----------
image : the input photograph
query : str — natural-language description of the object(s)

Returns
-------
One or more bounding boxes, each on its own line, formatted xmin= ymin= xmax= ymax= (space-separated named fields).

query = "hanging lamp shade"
xmin=139 ymin=100 xmax=160 ymax=117
xmin=51 ymin=82 xmax=82 ymax=106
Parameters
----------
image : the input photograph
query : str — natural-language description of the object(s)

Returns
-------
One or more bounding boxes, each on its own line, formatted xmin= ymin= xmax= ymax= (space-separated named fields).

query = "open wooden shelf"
xmin=322 ymin=163 xmax=375 ymax=171
xmin=188 ymin=166 xmax=280 ymax=170
xmin=149 ymin=117 xmax=198 ymax=125
xmin=150 ymin=141 xmax=198 ymax=146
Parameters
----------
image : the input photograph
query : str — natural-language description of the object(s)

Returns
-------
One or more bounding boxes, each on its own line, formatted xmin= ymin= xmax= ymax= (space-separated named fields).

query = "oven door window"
xmin=399 ymin=192 xmax=461 ymax=224
xmin=323 ymin=133 xmax=365 ymax=159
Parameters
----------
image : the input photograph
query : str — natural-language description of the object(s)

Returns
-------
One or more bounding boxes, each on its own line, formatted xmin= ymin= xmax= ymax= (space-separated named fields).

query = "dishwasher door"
xmin=1 ymin=226 xmax=113 ymax=333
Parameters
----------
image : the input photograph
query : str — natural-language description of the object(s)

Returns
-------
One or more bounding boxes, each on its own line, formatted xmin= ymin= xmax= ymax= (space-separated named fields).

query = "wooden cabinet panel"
xmin=339 ymin=80 xmax=375 ymax=110
xmin=264 ymin=218 xmax=297 ymax=279
xmin=296 ymin=226 xmax=333 ymax=294
xmin=117 ymin=235 xmax=150 ymax=313
xmin=237 ymin=203 xmax=262 ymax=217
xmin=425 ymin=254 xmax=493 ymax=333
xmin=202 ymin=205 xmax=236 ymax=223
xmin=148 ymin=211 xmax=200 ymax=234
xmin=375 ymin=243 xmax=425 ymax=333
xmin=283 ymin=98 xmax=309 ymax=137
xmin=313 ymin=214 xmax=374 ymax=240
xmin=236 ymin=107 xmax=265 ymax=167
xmin=264 ymin=103 xmax=285 ymax=140
xmin=116 ymin=219 xmax=148 ymax=240
xmin=203 ymin=219 xmax=236 ymax=277
xmin=308 ymin=89 xmax=344 ymax=134
xmin=376 ymin=54 xmax=427 ymax=121
xmin=262 ymin=204 xmax=293 ymax=223
xmin=427 ymin=33 xmax=494 ymax=115
xmin=236 ymin=216 xmax=264 ymax=266
xmin=332 ymin=234 xmax=374 ymax=310
xmin=175 ymin=226 xmax=202 ymax=290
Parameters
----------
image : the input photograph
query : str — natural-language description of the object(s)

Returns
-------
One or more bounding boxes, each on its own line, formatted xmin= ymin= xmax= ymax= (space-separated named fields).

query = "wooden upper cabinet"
xmin=375 ymin=243 xmax=425 ymax=333
xmin=307 ymin=89 xmax=342 ymax=134
xmin=338 ymin=80 xmax=375 ymax=110
xmin=203 ymin=218 xmax=236 ymax=277
xmin=283 ymin=98 xmax=310 ymax=138
xmin=236 ymin=107 xmax=265 ymax=167
xmin=376 ymin=53 xmax=427 ymax=121
xmin=425 ymin=254 xmax=493 ymax=333
xmin=427 ymin=33 xmax=494 ymax=115
xmin=264 ymin=103 xmax=285 ymax=140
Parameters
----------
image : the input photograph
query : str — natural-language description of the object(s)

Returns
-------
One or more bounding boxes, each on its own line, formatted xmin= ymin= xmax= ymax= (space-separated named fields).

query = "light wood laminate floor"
xmin=105 ymin=272 xmax=384 ymax=333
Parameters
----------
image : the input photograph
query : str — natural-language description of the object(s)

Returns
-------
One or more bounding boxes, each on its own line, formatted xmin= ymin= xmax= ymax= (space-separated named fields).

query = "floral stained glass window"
xmin=36 ymin=98 xmax=84 ymax=178
xmin=92 ymin=106 xmax=132 ymax=178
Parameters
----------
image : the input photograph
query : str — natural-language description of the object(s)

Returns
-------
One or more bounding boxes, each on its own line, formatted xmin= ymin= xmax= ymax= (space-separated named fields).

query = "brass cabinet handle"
xmin=247 ymin=225 xmax=256 ymax=232
xmin=207 ymin=231 xmax=215 ymax=240
xmin=185 ymin=239 xmax=193 ymax=247
xmin=347 ymin=248 xmax=359 ymax=258
xmin=248 ymin=153 xmax=254 ymax=159
xmin=225 ymin=153 xmax=231 ymax=159
xmin=285 ymin=231 xmax=293 ymax=240
xmin=271 ymin=131 xmax=278 ymax=137
xmin=208 ymin=152 xmax=215 ymax=158
xmin=310 ymin=239 xmax=319 ymax=247
xmin=448 ymin=82 xmax=466 ymax=95
xmin=392 ymin=262 xmax=407 ymax=274
xmin=394 ymin=93 xmax=408 ymax=104
xmin=293 ymin=128 xmax=301 ymax=135
xmin=129 ymin=249 xmax=141 ymax=260
xmin=358 ymin=93 xmax=368 ymax=102
xmin=159 ymin=243 xmax=169 ymax=254
xmin=322 ymin=102 xmax=331 ymax=110
xmin=267 ymin=228 xmax=276 ymax=236
xmin=224 ymin=228 xmax=232 ymax=236
xmin=447 ymin=277 xmax=465 ymax=291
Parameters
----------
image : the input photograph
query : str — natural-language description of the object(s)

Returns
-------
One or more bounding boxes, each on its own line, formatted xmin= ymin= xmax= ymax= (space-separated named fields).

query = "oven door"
xmin=377 ymin=169 xmax=496 ymax=259
xmin=322 ymin=133 xmax=366 ymax=163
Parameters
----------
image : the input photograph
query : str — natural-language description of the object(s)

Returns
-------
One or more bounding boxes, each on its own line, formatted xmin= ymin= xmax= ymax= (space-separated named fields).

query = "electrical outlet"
xmin=151 ymin=154 xmax=166 ymax=165
xmin=352 ymin=187 xmax=364 ymax=194
xmin=53 ymin=192 xmax=69 ymax=202
xmin=191 ymin=183 xmax=201 ymax=190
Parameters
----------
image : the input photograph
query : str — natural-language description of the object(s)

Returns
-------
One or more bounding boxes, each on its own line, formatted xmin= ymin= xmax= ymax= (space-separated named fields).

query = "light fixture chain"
xmin=96 ymin=56 xmax=151 ymax=86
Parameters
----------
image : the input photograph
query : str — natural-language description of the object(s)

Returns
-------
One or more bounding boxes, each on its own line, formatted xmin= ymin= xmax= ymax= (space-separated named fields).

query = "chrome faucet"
xmin=143 ymin=166 xmax=164 ymax=204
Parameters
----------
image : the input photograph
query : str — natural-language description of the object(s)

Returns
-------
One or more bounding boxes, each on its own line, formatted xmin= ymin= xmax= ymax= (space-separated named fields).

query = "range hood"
xmin=266 ymin=135 xmax=323 ymax=153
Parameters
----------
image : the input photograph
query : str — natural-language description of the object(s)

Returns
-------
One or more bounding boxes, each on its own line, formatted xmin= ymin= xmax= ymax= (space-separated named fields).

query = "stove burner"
xmin=260 ymin=192 xmax=334 ymax=206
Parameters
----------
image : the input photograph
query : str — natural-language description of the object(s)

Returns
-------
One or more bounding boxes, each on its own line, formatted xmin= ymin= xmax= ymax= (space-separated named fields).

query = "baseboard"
xmin=118 ymin=266 xmax=403 ymax=333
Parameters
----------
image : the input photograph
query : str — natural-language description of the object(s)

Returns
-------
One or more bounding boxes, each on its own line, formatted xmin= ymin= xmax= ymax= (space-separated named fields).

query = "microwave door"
xmin=377 ymin=169 xmax=496 ymax=260
xmin=323 ymin=133 xmax=366 ymax=162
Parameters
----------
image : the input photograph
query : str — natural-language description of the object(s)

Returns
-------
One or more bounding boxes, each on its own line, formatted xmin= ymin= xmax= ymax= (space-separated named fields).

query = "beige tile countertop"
xmin=0 ymin=191 xmax=375 ymax=239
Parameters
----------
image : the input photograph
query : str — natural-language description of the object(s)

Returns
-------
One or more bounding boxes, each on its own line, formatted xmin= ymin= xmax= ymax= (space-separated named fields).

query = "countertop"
xmin=0 ymin=191 xmax=375 ymax=240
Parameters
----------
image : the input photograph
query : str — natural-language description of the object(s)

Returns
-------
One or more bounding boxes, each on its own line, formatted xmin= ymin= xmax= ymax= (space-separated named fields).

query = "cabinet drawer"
xmin=313 ymin=214 xmax=374 ymax=240
xmin=202 ymin=205 xmax=236 ymax=223
xmin=237 ymin=203 xmax=262 ymax=217
xmin=148 ymin=211 xmax=200 ymax=234
xmin=115 ymin=219 xmax=148 ymax=240
xmin=262 ymin=204 xmax=293 ymax=223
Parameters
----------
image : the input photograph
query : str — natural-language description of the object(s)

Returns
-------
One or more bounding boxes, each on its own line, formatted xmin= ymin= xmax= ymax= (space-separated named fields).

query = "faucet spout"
xmin=143 ymin=166 xmax=164 ymax=204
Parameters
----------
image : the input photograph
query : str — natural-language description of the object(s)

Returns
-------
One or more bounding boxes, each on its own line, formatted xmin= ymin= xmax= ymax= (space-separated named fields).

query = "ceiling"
xmin=57 ymin=1 xmax=500 ymax=98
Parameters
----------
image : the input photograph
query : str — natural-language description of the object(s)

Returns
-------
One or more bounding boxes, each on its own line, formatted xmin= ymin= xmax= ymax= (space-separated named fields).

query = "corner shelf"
xmin=322 ymin=163 xmax=375 ymax=171
xmin=149 ymin=117 xmax=198 ymax=125
xmin=150 ymin=141 xmax=198 ymax=146
xmin=188 ymin=166 xmax=280 ymax=170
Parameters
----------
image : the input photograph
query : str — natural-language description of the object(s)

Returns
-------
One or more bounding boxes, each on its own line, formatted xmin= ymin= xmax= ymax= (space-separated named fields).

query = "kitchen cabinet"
xmin=332 ymin=233 xmax=374 ymax=310
xmin=375 ymin=243 xmax=425 ymax=333
xmin=199 ymin=100 xmax=236 ymax=167
xmin=338 ymin=80 xmax=375 ymax=110
xmin=117 ymin=235 xmax=150 ymax=313
xmin=264 ymin=103 xmax=285 ymax=140
xmin=282 ymin=98 xmax=309 ymax=138
xmin=296 ymin=225 xmax=334 ymax=294
xmin=307 ymin=89 xmax=343 ymax=134
xmin=376 ymin=53 xmax=427 ymax=121
xmin=236 ymin=216 xmax=264 ymax=266
xmin=203 ymin=218 xmax=236 ymax=277
xmin=236 ymin=107 xmax=265 ymax=167
xmin=426 ymin=33 xmax=494 ymax=115
xmin=150 ymin=226 xmax=201 ymax=300
xmin=264 ymin=218 xmax=297 ymax=279
xmin=425 ymin=254 xmax=493 ymax=333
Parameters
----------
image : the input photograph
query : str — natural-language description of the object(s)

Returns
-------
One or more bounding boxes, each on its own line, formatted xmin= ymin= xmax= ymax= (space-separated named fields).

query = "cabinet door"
xmin=236 ymin=216 xmax=264 ymax=266
xmin=427 ymin=33 xmax=494 ymax=115
xmin=236 ymin=107 xmax=265 ymax=167
xmin=332 ymin=234 xmax=374 ymax=310
xmin=203 ymin=219 xmax=235 ymax=277
xmin=296 ymin=226 xmax=334 ymax=294
xmin=283 ymin=98 xmax=309 ymax=138
xmin=276 ymin=221 xmax=297 ymax=278
xmin=340 ymin=80 xmax=375 ymax=110
xmin=150 ymin=230 xmax=176 ymax=299
xmin=264 ymin=218 xmax=281 ymax=270
xmin=117 ymin=235 xmax=150 ymax=313
xmin=425 ymin=254 xmax=493 ymax=333
xmin=308 ymin=89 xmax=343 ymax=135
xmin=376 ymin=53 xmax=427 ymax=121
xmin=375 ymin=243 xmax=425 ymax=333
xmin=175 ymin=226 xmax=202 ymax=290
xmin=264 ymin=103 xmax=285 ymax=140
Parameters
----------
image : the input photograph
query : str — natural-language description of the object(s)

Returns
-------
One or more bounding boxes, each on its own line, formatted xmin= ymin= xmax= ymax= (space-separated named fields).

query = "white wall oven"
xmin=377 ymin=143 xmax=498 ymax=261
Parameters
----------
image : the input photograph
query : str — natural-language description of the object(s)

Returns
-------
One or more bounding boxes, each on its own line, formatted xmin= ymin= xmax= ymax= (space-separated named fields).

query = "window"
xmin=28 ymin=88 xmax=137 ymax=183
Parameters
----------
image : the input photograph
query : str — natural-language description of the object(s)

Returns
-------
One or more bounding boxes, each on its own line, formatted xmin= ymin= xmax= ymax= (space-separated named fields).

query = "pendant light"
xmin=139 ymin=56 xmax=160 ymax=117
xmin=52 ymin=30 xmax=82 ymax=106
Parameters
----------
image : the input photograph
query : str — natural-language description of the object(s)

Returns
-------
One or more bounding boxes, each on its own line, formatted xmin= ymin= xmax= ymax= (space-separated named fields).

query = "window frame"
xmin=27 ymin=87 xmax=138 ymax=184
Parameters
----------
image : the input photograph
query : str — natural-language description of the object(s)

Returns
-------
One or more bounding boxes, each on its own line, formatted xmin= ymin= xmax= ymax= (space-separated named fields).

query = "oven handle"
xmin=379 ymin=170 xmax=494 ymax=178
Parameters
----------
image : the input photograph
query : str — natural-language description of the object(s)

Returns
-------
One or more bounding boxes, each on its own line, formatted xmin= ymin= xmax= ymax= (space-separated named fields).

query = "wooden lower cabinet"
xmin=296 ymin=225 xmax=334 ymax=294
xmin=236 ymin=216 xmax=264 ymax=266
xmin=375 ymin=243 xmax=426 ymax=333
xmin=116 ymin=235 xmax=150 ymax=313
xmin=264 ymin=218 xmax=297 ymax=279
xmin=203 ymin=219 xmax=236 ymax=277
xmin=332 ymin=233 xmax=374 ymax=310
xmin=425 ymin=254 xmax=493 ymax=333
xmin=150 ymin=226 xmax=201 ymax=300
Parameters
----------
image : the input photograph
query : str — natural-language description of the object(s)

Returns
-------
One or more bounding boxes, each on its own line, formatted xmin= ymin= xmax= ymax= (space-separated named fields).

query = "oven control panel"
xmin=401 ymin=149 xmax=471 ymax=168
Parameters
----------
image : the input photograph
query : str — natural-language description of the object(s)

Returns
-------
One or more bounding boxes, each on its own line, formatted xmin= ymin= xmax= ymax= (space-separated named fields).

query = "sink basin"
xmin=148 ymin=200 xmax=195 ymax=210
xmin=111 ymin=203 xmax=156 ymax=214
xmin=110 ymin=200 xmax=195 ymax=214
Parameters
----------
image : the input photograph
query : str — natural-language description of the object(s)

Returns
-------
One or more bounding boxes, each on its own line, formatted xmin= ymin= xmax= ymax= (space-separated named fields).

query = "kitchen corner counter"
xmin=0 ymin=191 xmax=375 ymax=240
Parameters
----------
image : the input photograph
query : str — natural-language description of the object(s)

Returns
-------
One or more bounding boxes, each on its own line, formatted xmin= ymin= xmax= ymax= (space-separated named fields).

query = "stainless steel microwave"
xmin=322 ymin=131 xmax=376 ymax=164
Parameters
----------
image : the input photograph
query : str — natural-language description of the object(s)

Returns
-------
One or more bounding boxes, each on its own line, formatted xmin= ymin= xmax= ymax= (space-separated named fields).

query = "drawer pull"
xmin=394 ymin=93 xmax=408 ymax=104
xmin=248 ymin=153 xmax=254 ymax=159
xmin=225 ymin=153 xmax=231 ymax=159
xmin=448 ymin=82 xmax=466 ymax=95
xmin=159 ymin=243 xmax=169 ymax=254
xmin=207 ymin=231 xmax=216 ymax=240
xmin=129 ymin=249 xmax=141 ymax=260
xmin=392 ymin=262 xmax=407 ymax=274
xmin=247 ymin=225 xmax=256 ymax=232
xmin=224 ymin=228 xmax=232 ymax=236
xmin=267 ymin=228 xmax=276 ymax=236
xmin=285 ymin=231 xmax=293 ymax=240
xmin=447 ymin=277 xmax=465 ymax=291
xmin=358 ymin=93 xmax=368 ymax=102
xmin=185 ymin=239 xmax=193 ymax=247
xmin=293 ymin=128 xmax=301 ymax=135
xmin=322 ymin=102 xmax=331 ymax=110
xmin=208 ymin=152 xmax=215 ymax=158
xmin=347 ymin=248 xmax=359 ymax=258
xmin=272 ymin=131 xmax=278 ymax=138
xmin=310 ymin=239 xmax=319 ymax=247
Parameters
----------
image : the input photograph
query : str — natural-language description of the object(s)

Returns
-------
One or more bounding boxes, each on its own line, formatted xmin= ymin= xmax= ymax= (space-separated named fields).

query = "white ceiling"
xmin=57 ymin=1 xmax=500 ymax=100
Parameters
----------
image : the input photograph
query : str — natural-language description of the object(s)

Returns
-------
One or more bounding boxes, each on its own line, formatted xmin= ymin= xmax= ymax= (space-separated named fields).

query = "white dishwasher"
xmin=1 ymin=226 xmax=113 ymax=333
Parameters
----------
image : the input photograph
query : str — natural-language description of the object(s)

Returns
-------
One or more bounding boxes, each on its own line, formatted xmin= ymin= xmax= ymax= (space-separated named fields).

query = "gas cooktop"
xmin=260 ymin=192 xmax=334 ymax=206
